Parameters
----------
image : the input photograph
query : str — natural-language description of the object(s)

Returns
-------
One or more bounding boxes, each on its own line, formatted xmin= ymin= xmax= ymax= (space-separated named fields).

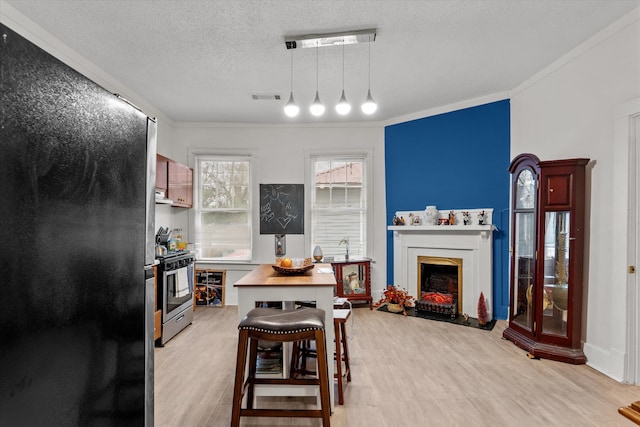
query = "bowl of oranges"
xmin=273 ymin=257 xmax=314 ymax=274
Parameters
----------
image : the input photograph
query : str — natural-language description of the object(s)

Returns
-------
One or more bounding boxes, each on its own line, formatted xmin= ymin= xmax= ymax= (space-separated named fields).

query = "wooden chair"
xmin=231 ymin=307 xmax=331 ymax=427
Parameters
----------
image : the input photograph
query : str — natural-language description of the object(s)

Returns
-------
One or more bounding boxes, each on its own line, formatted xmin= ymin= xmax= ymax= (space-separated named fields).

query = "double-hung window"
xmin=194 ymin=155 xmax=251 ymax=261
xmin=310 ymin=155 xmax=367 ymax=258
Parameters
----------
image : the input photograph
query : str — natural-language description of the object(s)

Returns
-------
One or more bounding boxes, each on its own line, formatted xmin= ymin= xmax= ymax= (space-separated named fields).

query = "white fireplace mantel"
xmin=388 ymin=210 xmax=496 ymax=320
xmin=388 ymin=224 xmax=495 ymax=239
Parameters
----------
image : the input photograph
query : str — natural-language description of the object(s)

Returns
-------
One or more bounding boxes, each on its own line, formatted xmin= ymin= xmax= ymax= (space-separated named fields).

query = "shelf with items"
xmin=194 ymin=269 xmax=226 ymax=308
xmin=250 ymin=301 xmax=286 ymax=378
xmin=256 ymin=342 xmax=283 ymax=377
xmin=391 ymin=208 xmax=494 ymax=227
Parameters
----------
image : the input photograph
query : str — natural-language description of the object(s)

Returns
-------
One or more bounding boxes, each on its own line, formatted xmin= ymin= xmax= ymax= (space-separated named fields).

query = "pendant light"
xmin=284 ymin=49 xmax=299 ymax=117
xmin=335 ymin=40 xmax=351 ymax=115
xmin=310 ymin=41 xmax=325 ymax=116
xmin=361 ymin=35 xmax=377 ymax=115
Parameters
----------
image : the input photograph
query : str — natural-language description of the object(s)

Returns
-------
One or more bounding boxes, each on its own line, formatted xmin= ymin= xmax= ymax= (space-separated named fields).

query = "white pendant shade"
xmin=335 ymin=90 xmax=351 ymax=115
xmin=361 ymin=89 xmax=377 ymax=115
xmin=283 ymin=49 xmax=299 ymax=117
xmin=310 ymin=91 xmax=325 ymax=116
xmin=284 ymin=91 xmax=299 ymax=117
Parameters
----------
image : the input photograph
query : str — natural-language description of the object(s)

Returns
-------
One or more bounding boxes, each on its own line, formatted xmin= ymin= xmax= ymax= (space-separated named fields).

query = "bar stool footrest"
xmin=241 ymin=409 xmax=326 ymax=418
xmin=254 ymin=378 xmax=321 ymax=386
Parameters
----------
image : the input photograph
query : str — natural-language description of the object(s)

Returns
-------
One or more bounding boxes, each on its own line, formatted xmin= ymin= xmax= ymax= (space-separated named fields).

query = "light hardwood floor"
xmin=155 ymin=306 xmax=639 ymax=426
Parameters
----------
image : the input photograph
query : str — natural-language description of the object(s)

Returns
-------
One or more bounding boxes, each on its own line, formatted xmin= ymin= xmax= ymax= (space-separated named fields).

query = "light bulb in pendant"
xmin=310 ymin=91 xmax=325 ymax=116
xmin=335 ymin=90 xmax=351 ymax=115
xmin=284 ymin=91 xmax=299 ymax=117
xmin=361 ymin=89 xmax=377 ymax=115
xmin=362 ymin=35 xmax=377 ymax=115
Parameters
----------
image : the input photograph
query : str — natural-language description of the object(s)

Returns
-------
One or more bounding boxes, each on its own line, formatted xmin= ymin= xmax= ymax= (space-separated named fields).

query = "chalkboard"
xmin=259 ymin=184 xmax=304 ymax=234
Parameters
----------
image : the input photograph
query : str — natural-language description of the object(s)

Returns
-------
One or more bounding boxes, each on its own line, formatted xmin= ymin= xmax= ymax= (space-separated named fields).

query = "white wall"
xmin=0 ymin=2 xmax=176 ymax=145
xmin=1 ymin=0 xmax=388 ymax=308
xmin=1 ymin=1 xmax=184 ymax=254
xmin=164 ymin=124 xmax=386 ymax=305
xmin=8 ymin=0 xmax=639 ymax=381
xmin=510 ymin=9 xmax=640 ymax=380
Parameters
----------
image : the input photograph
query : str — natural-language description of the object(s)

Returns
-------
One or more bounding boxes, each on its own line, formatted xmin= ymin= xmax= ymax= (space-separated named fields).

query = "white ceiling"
xmin=5 ymin=0 xmax=639 ymax=124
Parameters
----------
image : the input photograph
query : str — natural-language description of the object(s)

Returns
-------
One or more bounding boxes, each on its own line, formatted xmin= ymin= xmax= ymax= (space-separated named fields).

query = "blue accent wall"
xmin=385 ymin=100 xmax=511 ymax=319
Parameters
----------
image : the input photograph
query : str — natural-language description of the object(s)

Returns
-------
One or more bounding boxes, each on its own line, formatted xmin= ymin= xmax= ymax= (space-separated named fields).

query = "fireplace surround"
xmin=388 ymin=208 xmax=495 ymax=320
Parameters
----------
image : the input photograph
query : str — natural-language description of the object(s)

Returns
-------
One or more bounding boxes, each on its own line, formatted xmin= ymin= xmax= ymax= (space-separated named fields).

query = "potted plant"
xmin=375 ymin=285 xmax=415 ymax=316
xmin=339 ymin=237 xmax=350 ymax=259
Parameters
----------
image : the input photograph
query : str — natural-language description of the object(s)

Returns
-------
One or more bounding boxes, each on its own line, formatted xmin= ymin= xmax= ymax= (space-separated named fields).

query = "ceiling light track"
xmin=285 ymin=28 xmax=376 ymax=49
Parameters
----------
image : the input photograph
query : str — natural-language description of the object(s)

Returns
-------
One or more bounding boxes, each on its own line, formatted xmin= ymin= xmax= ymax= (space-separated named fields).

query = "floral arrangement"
xmin=375 ymin=285 xmax=415 ymax=315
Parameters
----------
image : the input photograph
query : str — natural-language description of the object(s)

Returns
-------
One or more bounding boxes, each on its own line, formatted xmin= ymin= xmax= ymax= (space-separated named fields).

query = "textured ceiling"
xmin=4 ymin=0 xmax=639 ymax=124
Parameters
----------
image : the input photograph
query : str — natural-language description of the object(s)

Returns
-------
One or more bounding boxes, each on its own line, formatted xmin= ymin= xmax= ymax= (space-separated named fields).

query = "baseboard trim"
xmin=584 ymin=342 xmax=625 ymax=382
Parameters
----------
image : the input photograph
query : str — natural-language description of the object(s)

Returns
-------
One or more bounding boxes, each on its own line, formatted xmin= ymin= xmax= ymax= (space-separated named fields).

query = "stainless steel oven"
xmin=157 ymin=251 xmax=195 ymax=345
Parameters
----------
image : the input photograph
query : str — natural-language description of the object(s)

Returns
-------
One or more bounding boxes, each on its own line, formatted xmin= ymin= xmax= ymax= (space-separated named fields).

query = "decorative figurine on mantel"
xmin=393 ymin=215 xmax=406 ymax=226
xmin=477 ymin=210 xmax=486 ymax=225
xmin=424 ymin=205 xmax=438 ymax=225
xmin=448 ymin=210 xmax=455 ymax=225
xmin=462 ymin=211 xmax=471 ymax=225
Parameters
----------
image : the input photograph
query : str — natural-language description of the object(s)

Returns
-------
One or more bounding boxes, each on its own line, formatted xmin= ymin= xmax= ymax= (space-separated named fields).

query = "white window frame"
xmin=305 ymin=149 xmax=373 ymax=259
xmin=193 ymin=153 xmax=253 ymax=262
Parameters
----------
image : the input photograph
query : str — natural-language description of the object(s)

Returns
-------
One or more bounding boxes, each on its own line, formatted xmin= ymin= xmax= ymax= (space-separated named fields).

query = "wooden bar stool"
xmin=333 ymin=308 xmax=352 ymax=405
xmin=231 ymin=307 xmax=331 ymax=427
xmin=290 ymin=308 xmax=352 ymax=405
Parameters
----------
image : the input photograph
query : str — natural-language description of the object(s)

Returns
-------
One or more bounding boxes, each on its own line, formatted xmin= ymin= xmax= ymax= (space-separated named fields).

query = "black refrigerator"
xmin=0 ymin=23 xmax=156 ymax=426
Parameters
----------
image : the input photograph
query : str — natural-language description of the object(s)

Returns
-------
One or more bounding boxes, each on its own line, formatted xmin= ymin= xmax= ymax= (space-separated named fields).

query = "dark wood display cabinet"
xmin=330 ymin=258 xmax=373 ymax=309
xmin=503 ymin=153 xmax=589 ymax=364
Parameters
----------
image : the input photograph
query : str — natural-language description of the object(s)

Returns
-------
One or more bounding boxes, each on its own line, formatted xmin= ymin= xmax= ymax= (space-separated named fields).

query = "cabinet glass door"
xmin=511 ymin=168 xmax=536 ymax=332
xmin=340 ymin=263 xmax=366 ymax=295
xmin=512 ymin=212 xmax=535 ymax=331
xmin=541 ymin=211 xmax=570 ymax=338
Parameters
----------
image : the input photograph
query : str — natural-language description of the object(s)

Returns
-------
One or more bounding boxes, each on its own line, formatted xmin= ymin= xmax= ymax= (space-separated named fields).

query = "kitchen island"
xmin=234 ymin=263 xmax=337 ymax=410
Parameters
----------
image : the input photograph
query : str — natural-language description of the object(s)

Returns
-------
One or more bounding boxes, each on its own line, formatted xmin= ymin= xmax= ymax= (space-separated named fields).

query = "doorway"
xmin=616 ymin=98 xmax=640 ymax=385
xmin=632 ymin=112 xmax=640 ymax=385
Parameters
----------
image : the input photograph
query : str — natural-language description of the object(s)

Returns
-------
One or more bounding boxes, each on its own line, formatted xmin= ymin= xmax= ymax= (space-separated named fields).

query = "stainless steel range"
xmin=156 ymin=251 xmax=195 ymax=345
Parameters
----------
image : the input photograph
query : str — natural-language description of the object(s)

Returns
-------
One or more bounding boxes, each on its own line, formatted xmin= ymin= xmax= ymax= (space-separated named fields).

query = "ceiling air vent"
xmin=251 ymin=93 xmax=281 ymax=101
